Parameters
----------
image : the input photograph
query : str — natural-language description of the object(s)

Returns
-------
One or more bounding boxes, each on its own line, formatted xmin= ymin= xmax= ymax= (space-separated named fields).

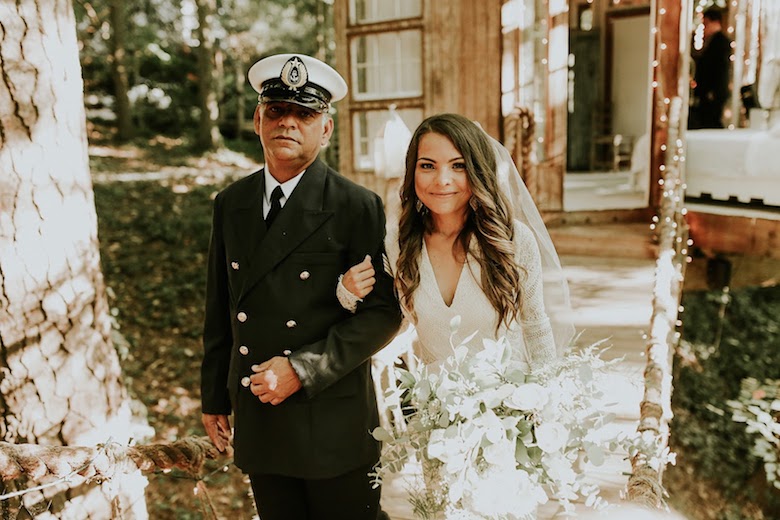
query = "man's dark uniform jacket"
xmin=691 ymin=30 xmax=731 ymax=129
xmin=201 ymin=157 xmax=402 ymax=479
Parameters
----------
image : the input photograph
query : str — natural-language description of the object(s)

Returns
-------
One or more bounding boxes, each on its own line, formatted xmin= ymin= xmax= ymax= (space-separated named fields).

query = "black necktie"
xmin=265 ymin=186 xmax=284 ymax=227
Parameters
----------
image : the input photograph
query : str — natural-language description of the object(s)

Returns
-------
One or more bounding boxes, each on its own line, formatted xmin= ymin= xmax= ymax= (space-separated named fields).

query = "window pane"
xmin=350 ymin=0 xmax=422 ymax=24
xmin=351 ymin=30 xmax=422 ymax=100
xmin=352 ymin=109 xmax=424 ymax=172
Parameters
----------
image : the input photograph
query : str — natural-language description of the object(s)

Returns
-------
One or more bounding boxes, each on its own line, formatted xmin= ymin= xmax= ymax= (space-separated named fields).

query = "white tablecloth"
xmin=685 ymin=128 xmax=780 ymax=205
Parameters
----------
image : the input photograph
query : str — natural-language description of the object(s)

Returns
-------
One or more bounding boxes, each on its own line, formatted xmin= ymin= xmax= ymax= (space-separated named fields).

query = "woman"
xmin=338 ymin=113 xmax=573 ymax=370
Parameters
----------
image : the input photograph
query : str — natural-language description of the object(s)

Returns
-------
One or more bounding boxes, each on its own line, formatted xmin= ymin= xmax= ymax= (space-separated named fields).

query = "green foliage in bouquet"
xmin=371 ymin=318 xmax=628 ymax=520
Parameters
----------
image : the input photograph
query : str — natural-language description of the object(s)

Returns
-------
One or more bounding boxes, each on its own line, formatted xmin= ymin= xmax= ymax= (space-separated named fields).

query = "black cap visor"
xmin=259 ymin=80 xmax=331 ymax=112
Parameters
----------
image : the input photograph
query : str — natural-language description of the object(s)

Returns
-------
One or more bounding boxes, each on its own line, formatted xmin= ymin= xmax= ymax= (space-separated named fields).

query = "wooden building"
xmin=333 ymin=0 xmax=780 ymax=272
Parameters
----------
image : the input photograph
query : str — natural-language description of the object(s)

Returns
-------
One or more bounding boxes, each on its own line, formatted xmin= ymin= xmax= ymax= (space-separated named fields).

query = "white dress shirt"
xmin=263 ymin=169 xmax=305 ymax=218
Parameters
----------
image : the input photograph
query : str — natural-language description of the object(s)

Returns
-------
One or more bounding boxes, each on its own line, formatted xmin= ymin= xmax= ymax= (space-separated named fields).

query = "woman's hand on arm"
xmin=342 ymin=254 xmax=376 ymax=298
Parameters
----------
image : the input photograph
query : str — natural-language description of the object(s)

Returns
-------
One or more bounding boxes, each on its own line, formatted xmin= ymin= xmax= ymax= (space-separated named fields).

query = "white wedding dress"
xmin=381 ymin=219 xmax=557 ymax=371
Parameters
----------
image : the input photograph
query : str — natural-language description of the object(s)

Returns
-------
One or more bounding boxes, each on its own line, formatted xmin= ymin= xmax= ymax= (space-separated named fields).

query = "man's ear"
xmin=321 ymin=116 xmax=335 ymax=147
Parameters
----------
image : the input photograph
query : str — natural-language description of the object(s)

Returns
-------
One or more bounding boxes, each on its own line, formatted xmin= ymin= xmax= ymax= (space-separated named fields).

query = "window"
xmin=353 ymin=109 xmax=424 ymax=172
xmin=351 ymin=30 xmax=423 ymax=100
xmin=349 ymin=0 xmax=422 ymax=24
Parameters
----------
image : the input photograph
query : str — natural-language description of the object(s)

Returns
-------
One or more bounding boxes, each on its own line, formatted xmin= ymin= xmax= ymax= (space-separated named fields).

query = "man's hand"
xmin=250 ymin=357 xmax=303 ymax=405
xmin=202 ymin=413 xmax=231 ymax=453
xmin=342 ymin=254 xmax=376 ymax=299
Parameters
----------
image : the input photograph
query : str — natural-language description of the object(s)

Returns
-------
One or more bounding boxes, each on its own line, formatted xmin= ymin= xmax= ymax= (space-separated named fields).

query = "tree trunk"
xmin=195 ymin=0 xmax=222 ymax=150
xmin=108 ymin=0 xmax=135 ymax=141
xmin=0 ymin=1 xmax=147 ymax=517
xmin=235 ymin=45 xmax=246 ymax=142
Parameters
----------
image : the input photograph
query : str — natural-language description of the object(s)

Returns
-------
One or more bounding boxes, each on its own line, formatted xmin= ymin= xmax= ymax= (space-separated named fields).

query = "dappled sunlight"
xmin=146 ymin=135 xmax=184 ymax=149
xmin=562 ymin=256 xmax=655 ymax=329
xmin=88 ymin=145 xmax=142 ymax=159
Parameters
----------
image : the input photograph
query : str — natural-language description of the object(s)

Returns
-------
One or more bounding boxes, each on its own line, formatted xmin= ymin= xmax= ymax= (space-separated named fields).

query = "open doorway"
xmin=564 ymin=2 xmax=653 ymax=212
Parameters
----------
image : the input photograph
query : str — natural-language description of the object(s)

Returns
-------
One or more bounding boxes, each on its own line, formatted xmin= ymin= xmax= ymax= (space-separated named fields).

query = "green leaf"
xmin=372 ymin=427 xmax=395 ymax=443
xmin=449 ymin=315 xmax=462 ymax=334
xmin=528 ymin=446 xmax=543 ymax=464
xmin=515 ymin=439 xmax=530 ymax=465
xmin=397 ymin=368 xmax=416 ymax=387
xmin=578 ymin=363 xmax=593 ymax=384
xmin=586 ymin=444 xmax=606 ymax=466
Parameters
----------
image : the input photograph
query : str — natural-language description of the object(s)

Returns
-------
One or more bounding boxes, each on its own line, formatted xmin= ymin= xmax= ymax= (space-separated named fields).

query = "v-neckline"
xmin=421 ymin=238 xmax=467 ymax=309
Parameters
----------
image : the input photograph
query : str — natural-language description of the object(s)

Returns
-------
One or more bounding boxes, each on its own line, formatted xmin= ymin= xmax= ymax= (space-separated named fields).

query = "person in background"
xmin=689 ymin=6 xmax=732 ymax=129
xmin=200 ymin=52 xmax=402 ymax=520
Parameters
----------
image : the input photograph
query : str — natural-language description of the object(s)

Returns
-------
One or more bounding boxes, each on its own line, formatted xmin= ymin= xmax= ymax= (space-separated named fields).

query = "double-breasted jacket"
xmin=201 ymin=158 xmax=402 ymax=478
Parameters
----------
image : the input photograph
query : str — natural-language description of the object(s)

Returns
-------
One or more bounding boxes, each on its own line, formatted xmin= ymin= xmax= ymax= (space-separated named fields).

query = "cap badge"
xmin=280 ymin=57 xmax=308 ymax=91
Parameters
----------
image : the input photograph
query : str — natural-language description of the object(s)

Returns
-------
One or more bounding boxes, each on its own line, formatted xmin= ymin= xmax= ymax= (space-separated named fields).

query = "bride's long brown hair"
xmin=396 ymin=113 xmax=524 ymax=332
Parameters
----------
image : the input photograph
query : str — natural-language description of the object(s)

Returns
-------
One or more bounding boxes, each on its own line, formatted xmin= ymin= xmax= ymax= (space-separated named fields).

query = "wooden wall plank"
xmin=424 ymin=0 xmax=460 ymax=115
xmin=334 ymin=0 xmax=352 ymax=177
xmin=458 ymin=0 xmax=503 ymax=138
xmin=687 ymin=211 xmax=780 ymax=260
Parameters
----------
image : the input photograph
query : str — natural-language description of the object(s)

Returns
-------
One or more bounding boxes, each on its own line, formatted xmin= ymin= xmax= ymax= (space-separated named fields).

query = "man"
xmin=200 ymin=53 xmax=402 ymax=520
xmin=689 ymin=6 xmax=731 ymax=129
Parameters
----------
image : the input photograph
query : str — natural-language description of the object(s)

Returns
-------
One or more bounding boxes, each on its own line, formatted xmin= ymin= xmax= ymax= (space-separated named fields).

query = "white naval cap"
xmin=248 ymin=53 xmax=348 ymax=113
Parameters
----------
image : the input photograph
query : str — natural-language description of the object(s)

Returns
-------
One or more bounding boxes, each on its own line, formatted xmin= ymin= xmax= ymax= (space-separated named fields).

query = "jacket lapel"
xmin=225 ymin=169 xmax=266 ymax=262
xmin=239 ymin=159 xmax=334 ymax=300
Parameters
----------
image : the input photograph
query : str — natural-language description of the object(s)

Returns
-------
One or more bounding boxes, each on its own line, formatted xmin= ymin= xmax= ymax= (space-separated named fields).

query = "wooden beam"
xmin=334 ymin=0 xmax=352 ymax=177
xmin=687 ymin=210 xmax=780 ymax=260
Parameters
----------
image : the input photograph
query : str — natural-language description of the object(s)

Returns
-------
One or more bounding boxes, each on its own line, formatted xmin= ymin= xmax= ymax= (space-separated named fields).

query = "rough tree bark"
xmin=195 ymin=0 xmax=222 ymax=151
xmin=0 ymin=0 xmax=147 ymax=517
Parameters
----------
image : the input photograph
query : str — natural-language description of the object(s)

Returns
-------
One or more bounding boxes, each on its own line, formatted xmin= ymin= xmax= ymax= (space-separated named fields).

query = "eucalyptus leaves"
xmin=371 ymin=318 xmax=624 ymax=519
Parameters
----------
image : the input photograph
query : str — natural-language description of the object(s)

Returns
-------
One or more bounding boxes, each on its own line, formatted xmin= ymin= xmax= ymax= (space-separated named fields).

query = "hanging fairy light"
xmin=629 ymin=0 xmax=695 ymax=506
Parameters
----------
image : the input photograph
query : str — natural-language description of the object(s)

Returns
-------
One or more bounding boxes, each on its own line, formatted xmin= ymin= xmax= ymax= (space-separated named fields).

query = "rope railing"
xmin=0 ymin=436 xmax=221 ymax=484
xmin=0 ymin=435 xmax=227 ymax=515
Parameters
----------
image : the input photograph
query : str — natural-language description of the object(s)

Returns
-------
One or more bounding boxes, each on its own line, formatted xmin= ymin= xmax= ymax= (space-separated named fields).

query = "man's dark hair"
xmin=703 ymin=6 xmax=723 ymax=23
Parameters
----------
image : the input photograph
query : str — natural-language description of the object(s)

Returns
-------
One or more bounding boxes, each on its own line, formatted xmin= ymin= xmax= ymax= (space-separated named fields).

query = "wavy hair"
xmin=395 ymin=113 xmax=525 ymax=333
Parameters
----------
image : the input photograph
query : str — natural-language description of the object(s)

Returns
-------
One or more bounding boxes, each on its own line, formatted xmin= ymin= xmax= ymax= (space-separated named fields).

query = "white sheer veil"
xmin=382 ymin=117 xmax=576 ymax=354
xmin=485 ymin=132 xmax=576 ymax=354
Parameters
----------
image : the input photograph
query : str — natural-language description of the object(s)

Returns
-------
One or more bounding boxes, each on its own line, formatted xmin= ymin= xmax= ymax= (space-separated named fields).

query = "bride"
xmin=338 ymin=113 xmax=574 ymax=370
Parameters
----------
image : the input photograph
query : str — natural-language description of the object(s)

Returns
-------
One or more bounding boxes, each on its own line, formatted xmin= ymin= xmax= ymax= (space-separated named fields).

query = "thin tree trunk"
xmin=0 ymin=1 xmax=146 ymax=517
xmin=109 ymin=0 xmax=135 ymax=141
xmin=235 ymin=45 xmax=246 ymax=142
xmin=195 ymin=0 xmax=222 ymax=150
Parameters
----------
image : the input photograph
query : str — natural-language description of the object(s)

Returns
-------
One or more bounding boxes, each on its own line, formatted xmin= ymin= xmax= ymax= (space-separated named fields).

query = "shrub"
xmin=670 ymin=284 xmax=780 ymax=518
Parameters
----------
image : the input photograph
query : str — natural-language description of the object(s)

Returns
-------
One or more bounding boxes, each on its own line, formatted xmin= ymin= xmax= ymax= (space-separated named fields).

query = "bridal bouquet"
xmin=371 ymin=320 xmax=623 ymax=519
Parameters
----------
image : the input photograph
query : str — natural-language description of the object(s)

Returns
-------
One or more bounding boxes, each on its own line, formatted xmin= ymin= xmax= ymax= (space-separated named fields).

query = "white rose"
xmin=536 ymin=422 xmax=570 ymax=453
xmin=505 ymin=383 xmax=549 ymax=411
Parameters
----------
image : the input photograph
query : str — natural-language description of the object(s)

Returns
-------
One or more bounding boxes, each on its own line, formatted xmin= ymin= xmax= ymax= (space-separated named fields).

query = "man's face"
xmin=702 ymin=17 xmax=719 ymax=38
xmin=255 ymin=102 xmax=334 ymax=171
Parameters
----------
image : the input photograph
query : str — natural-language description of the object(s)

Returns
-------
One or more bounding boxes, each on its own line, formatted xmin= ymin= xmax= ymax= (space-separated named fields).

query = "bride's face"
xmin=414 ymin=132 xmax=473 ymax=221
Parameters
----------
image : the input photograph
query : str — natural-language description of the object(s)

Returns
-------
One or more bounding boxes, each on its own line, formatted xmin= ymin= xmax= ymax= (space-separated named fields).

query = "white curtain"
xmin=758 ymin=0 xmax=780 ymax=108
